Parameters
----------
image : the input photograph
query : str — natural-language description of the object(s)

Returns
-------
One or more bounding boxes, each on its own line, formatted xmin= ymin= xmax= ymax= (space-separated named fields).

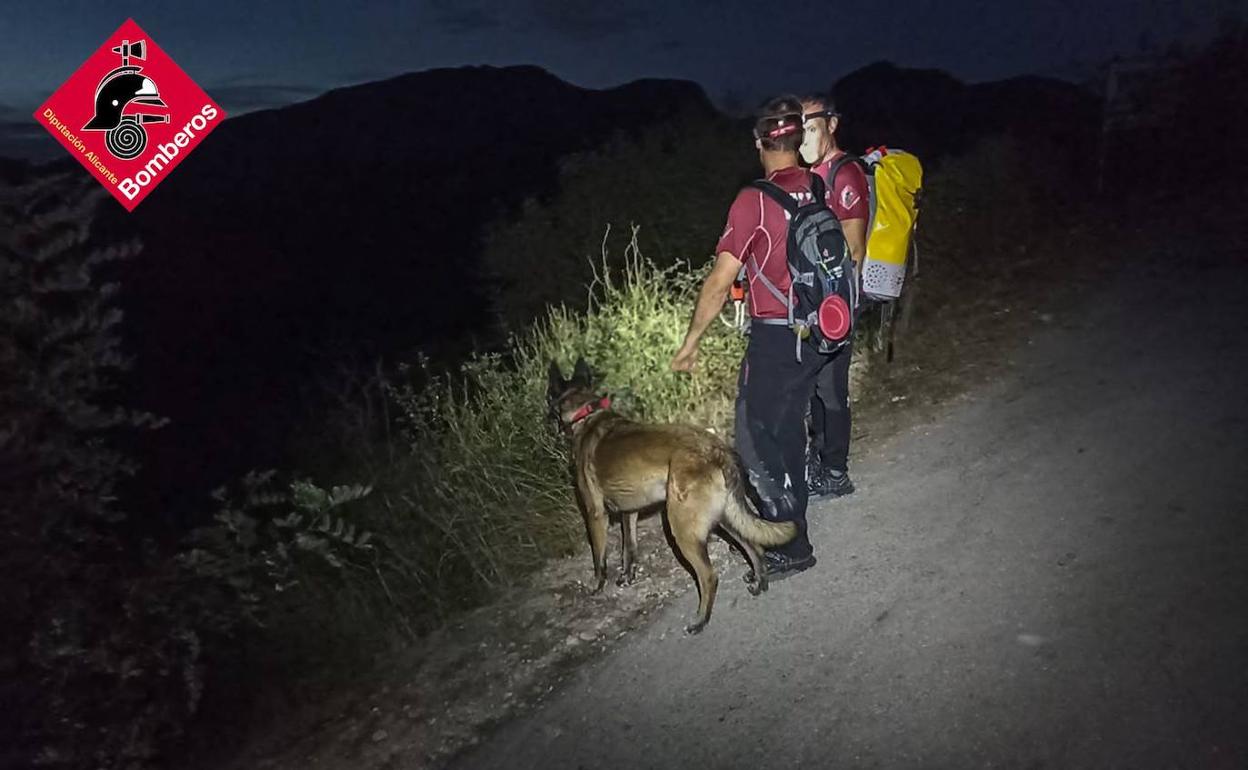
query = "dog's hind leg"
xmin=617 ymin=512 xmax=639 ymax=586
xmin=586 ymin=510 xmax=609 ymax=593
xmin=586 ymin=511 xmax=611 ymax=594
xmin=668 ymin=460 xmax=724 ymax=633
xmin=719 ymin=525 xmax=767 ymax=595
xmin=667 ymin=490 xmax=719 ymax=633
xmin=672 ymin=521 xmax=718 ymax=635
xmin=574 ymin=455 xmax=613 ymax=594
xmin=578 ymin=484 xmax=610 ymax=593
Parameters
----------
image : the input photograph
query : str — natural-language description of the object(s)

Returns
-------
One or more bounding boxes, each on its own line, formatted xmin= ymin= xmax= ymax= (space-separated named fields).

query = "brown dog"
xmin=548 ymin=358 xmax=797 ymax=634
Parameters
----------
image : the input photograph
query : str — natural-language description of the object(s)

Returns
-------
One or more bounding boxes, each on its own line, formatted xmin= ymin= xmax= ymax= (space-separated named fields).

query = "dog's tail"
xmin=718 ymin=451 xmax=798 ymax=547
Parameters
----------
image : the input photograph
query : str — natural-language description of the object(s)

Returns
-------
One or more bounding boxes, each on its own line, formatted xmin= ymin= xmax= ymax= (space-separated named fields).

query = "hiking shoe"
xmin=810 ymin=468 xmax=855 ymax=498
xmin=761 ymin=550 xmax=817 ymax=582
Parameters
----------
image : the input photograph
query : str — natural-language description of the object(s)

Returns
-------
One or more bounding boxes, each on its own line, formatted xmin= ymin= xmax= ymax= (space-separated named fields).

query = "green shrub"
xmin=534 ymin=228 xmax=746 ymax=429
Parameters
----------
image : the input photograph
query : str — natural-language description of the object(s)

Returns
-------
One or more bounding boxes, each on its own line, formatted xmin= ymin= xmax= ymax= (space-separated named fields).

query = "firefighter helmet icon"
xmin=81 ymin=38 xmax=170 ymax=160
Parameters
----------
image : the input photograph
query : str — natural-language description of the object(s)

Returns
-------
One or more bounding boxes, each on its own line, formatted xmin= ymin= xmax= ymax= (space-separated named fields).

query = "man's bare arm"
xmin=671 ymin=252 xmax=742 ymax=371
xmin=841 ymin=217 xmax=867 ymax=268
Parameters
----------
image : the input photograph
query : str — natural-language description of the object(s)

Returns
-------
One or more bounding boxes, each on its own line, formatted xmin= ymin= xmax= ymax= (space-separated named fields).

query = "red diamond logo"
xmin=33 ymin=19 xmax=225 ymax=211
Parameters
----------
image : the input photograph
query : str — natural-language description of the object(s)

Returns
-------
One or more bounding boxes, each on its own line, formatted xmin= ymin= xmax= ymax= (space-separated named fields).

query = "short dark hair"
xmin=801 ymin=92 xmax=839 ymax=125
xmin=753 ymin=94 xmax=804 ymax=152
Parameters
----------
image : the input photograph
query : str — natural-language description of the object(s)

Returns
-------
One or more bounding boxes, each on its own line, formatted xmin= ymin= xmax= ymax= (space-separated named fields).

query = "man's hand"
xmin=670 ymin=342 xmax=699 ymax=373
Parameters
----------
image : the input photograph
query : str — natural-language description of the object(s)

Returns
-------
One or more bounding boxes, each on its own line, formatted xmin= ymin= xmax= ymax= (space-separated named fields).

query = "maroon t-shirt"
xmin=715 ymin=166 xmax=827 ymax=319
xmin=811 ymin=150 xmax=870 ymax=222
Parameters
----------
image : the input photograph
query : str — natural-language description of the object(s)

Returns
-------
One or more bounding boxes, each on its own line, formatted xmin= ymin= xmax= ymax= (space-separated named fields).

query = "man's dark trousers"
xmin=734 ymin=324 xmax=830 ymax=559
xmin=809 ymin=339 xmax=853 ymax=473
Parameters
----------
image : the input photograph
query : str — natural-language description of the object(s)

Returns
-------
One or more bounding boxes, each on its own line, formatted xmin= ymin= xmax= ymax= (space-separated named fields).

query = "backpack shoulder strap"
xmin=823 ymin=153 xmax=865 ymax=192
xmin=747 ymin=179 xmax=799 ymax=216
xmin=808 ymin=171 xmax=827 ymax=208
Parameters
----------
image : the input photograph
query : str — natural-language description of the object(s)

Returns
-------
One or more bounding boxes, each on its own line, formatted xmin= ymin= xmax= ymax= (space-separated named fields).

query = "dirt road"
xmin=452 ymin=241 xmax=1248 ymax=768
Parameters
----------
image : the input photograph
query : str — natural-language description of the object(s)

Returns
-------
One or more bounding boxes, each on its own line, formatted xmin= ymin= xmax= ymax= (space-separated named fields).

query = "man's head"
xmin=752 ymin=95 xmax=804 ymax=161
xmin=800 ymin=93 xmax=841 ymax=165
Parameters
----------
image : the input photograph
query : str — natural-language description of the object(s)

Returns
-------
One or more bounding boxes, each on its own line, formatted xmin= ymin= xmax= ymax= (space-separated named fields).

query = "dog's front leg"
xmin=617 ymin=512 xmax=639 ymax=586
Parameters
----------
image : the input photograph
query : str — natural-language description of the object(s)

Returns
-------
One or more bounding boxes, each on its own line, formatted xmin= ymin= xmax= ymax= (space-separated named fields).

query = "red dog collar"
xmin=568 ymin=396 xmax=612 ymax=426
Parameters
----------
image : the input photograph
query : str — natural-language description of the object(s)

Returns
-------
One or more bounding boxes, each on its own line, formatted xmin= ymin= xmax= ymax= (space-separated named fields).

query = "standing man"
xmin=799 ymin=93 xmax=870 ymax=498
xmin=670 ymin=95 xmax=826 ymax=580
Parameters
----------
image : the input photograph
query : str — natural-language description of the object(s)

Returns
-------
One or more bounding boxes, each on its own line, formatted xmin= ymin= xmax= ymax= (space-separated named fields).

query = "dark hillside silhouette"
xmin=833 ymin=61 xmax=1099 ymax=168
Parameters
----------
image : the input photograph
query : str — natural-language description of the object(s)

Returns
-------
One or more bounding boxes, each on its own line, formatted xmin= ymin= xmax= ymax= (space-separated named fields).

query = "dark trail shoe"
xmin=760 ymin=550 xmax=817 ymax=582
xmin=810 ymin=468 xmax=855 ymax=498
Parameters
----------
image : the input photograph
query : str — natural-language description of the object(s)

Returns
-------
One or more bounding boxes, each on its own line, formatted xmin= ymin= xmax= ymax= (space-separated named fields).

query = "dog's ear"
xmin=571 ymin=356 xmax=593 ymax=388
xmin=547 ymin=360 xmax=567 ymax=402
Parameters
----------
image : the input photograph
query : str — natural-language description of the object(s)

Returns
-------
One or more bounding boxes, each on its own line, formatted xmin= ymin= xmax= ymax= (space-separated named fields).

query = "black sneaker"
xmin=761 ymin=550 xmax=817 ymax=582
xmin=810 ymin=468 xmax=855 ymax=498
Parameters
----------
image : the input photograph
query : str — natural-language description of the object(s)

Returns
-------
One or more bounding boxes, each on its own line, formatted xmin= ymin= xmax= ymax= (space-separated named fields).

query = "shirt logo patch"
xmin=840 ymin=185 xmax=860 ymax=210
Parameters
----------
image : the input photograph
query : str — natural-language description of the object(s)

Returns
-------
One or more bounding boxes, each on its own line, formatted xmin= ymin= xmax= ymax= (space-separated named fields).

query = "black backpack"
xmin=747 ymin=171 xmax=858 ymax=360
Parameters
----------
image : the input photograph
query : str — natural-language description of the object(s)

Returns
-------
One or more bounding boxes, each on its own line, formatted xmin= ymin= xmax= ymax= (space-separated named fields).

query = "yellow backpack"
xmin=825 ymin=147 xmax=923 ymax=302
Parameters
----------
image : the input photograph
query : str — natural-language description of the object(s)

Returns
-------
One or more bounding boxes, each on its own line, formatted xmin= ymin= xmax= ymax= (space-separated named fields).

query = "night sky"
xmin=0 ymin=0 xmax=1236 ymax=159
